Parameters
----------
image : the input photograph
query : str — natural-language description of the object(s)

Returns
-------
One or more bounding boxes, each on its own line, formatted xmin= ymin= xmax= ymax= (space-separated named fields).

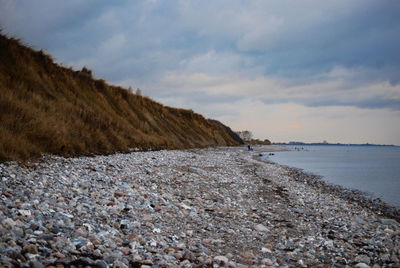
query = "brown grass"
xmin=0 ymin=33 xmax=241 ymax=162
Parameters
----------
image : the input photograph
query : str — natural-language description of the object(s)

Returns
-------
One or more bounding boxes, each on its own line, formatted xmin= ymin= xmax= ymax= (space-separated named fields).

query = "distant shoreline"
xmin=272 ymin=142 xmax=398 ymax=147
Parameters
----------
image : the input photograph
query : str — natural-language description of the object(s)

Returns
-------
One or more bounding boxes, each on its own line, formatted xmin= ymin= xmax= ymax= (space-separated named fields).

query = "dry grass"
xmin=0 ymin=33 xmax=241 ymax=162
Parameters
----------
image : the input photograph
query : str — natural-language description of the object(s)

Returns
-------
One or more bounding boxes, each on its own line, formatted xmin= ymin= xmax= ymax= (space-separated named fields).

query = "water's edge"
xmin=253 ymin=151 xmax=400 ymax=221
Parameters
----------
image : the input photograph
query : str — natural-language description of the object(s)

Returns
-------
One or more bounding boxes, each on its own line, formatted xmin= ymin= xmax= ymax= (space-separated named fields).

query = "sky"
xmin=1 ymin=0 xmax=400 ymax=145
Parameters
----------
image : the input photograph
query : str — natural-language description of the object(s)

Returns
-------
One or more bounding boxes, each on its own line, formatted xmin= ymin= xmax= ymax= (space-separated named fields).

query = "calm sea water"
xmin=264 ymin=145 xmax=400 ymax=208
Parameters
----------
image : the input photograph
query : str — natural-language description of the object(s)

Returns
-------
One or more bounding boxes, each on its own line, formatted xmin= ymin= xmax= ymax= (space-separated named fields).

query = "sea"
xmin=263 ymin=145 xmax=400 ymax=208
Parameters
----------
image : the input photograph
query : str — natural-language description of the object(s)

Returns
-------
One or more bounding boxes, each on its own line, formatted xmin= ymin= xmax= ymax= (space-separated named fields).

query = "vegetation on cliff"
xmin=0 ymin=33 xmax=242 ymax=162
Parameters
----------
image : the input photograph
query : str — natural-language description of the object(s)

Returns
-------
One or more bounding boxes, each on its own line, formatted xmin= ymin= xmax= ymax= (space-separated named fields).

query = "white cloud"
xmin=146 ymin=66 xmax=400 ymax=110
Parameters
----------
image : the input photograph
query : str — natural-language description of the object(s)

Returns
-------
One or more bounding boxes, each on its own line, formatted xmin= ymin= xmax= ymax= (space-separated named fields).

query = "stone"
xmin=52 ymin=252 xmax=66 ymax=259
xmin=6 ymin=249 xmax=26 ymax=262
xmin=23 ymin=244 xmax=39 ymax=255
xmin=94 ymin=260 xmax=109 ymax=268
xmin=19 ymin=209 xmax=32 ymax=217
xmin=254 ymin=224 xmax=269 ymax=232
xmin=355 ymin=255 xmax=370 ymax=265
xmin=29 ymin=261 xmax=45 ymax=268
xmin=379 ymin=218 xmax=399 ymax=226
xmin=261 ymin=247 xmax=272 ymax=253
xmin=180 ymin=259 xmax=190 ymax=265
xmin=71 ymin=257 xmax=95 ymax=266
xmin=297 ymin=259 xmax=306 ymax=267
xmin=183 ymin=250 xmax=195 ymax=261
xmin=380 ymin=253 xmax=390 ymax=262
xmin=241 ymin=251 xmax=255 ymax=259
xmin=261 ymin=258 xmax=273 ymax=266
xmin=2 ymin=218 xmax=16 ymax=229
xmin=142 ymin=215 xmax=152 ymax=221
xmin=178 ymin=203 xmax=192 ymax=210
xmin=113 ymin=260 xmax=128 ymax=268
xmin=214 ymin=255 xmax=229 ymax=265
xmin=355 ymin=263 xmax=370 ymax=268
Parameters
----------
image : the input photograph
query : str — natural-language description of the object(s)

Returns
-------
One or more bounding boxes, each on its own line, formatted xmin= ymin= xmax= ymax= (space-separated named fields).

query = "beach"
xmin=0 ymin=146 xmax=399 ymax=267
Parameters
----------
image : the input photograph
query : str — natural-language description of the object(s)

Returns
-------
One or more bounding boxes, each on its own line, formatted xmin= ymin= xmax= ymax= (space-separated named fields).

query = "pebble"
xmin=261 ymin=258 xmax=273 ymax=265
xmin=0 ymin=146 xmax=399 ymax=267
xmin=254 ymin=223 xmax=269 ymax=232
xmin=2 ymin=218 xmax=16 ymax=229
xmin=355 ymin=263 xmax=371 ymax=268
xmin=23 ymin=244 xmax=39 ymax=254
xmin=214 ymin=255 xmax=229 ymax=264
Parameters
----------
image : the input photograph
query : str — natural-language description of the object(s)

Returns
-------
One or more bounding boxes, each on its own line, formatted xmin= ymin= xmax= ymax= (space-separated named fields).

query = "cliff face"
xmin=0 ymin=33 xmax=241 ymax=162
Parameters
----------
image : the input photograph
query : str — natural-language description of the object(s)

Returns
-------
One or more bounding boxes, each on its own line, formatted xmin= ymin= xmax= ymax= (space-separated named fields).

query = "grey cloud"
xmin=1 ymin=0 xmax=399 ymax=109
xmin=298 ymin=98 xmax=400 ymax=111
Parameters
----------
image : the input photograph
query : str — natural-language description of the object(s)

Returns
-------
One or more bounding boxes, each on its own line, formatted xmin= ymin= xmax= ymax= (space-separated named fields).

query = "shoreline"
xmin=1 ymin=146 xmax=399 ymax=267
xmin=254 ymin=145 xmax=400 ymax=220
xmin=253 ymin=145 xmax=400 ymax=220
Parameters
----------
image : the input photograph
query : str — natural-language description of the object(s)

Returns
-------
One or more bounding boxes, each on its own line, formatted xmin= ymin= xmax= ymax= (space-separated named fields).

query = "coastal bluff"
xmin=0 ymin=33 xmax=242 ymax=162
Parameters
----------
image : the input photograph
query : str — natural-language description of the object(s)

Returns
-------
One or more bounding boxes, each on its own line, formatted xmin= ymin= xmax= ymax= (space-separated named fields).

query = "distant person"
xmin=248 ymin=145 xmax=253 ymax=151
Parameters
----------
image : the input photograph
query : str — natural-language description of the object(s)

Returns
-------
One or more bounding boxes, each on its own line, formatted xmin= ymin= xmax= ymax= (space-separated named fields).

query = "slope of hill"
xmin=0 ymin=33 xmax=242 ymax=162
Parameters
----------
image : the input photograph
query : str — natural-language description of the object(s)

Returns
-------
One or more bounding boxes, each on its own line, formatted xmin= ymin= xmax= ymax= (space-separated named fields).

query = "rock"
xmin=391 ymin=254 xmax=399 ymax=263
xmin=94 ymin=260 xmax=109 ymax=268
xmin=183 ymin=250 xmax=195 ymax=261
xmin=113 ymin=260 xmax=128 ymax=268
xmin=241 ymin=251 xmax=255 ymax=259
xmin=70 ymin=257 xmax=95 ymax=266
xmin=297 ymin=259 xmax=306 ymax=267
xmin=2 ymin=218 xmax=16 ymax=229
xmin=379 ymin=218 xmax=399 ymax=226
xmin=188 ymin=167 xmax=207 ymax=175
xmin=29 ymin=261 xmax=45 ymax=268
xmin=19 ymin=209 xmax=31 ymax=217
xmin=380 ymin=253 xmax=390 ymax=262
xmin=290 ymin=208 xmax=304 ymax=214
xmin=142 ymin=215 xmax=152 ymax=221
xmin=261 ymin=258 xmax=273 ymax=265
xmin=180 ymin=259 xmax=190 ymax=265
xmin=141 ymin=259 xmax=153 ymax=266
xmin=355 ymin=255 xmax=370 ymax=265
xmin=23 ymin=244 xmax=39 ymax=255
xmin=254 ymin=224 xmax=269 ymax=232
xmin=6 ymin=249 xmax=26 ymax=262
xmin=261 ymin=247 xmax=272 ymax=253
xmin=214 ymin=255 xmax=229 ymax=264
xmin=52 ymin=252 xmax=65 ymax=258
xmin=355 ymin=263 xmax=370 ymax=268
xmin=178 ymin=203 xmax=192 ymax=210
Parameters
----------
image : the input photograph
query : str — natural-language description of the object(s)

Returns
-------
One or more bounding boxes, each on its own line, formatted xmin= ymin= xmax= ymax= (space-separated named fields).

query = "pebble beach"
xmin=0 ymin=146 xmax=399 ymax=267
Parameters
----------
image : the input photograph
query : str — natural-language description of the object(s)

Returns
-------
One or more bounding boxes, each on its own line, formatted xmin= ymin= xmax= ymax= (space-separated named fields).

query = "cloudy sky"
xmin=1 ymin=0 xmax=400 ymax=144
